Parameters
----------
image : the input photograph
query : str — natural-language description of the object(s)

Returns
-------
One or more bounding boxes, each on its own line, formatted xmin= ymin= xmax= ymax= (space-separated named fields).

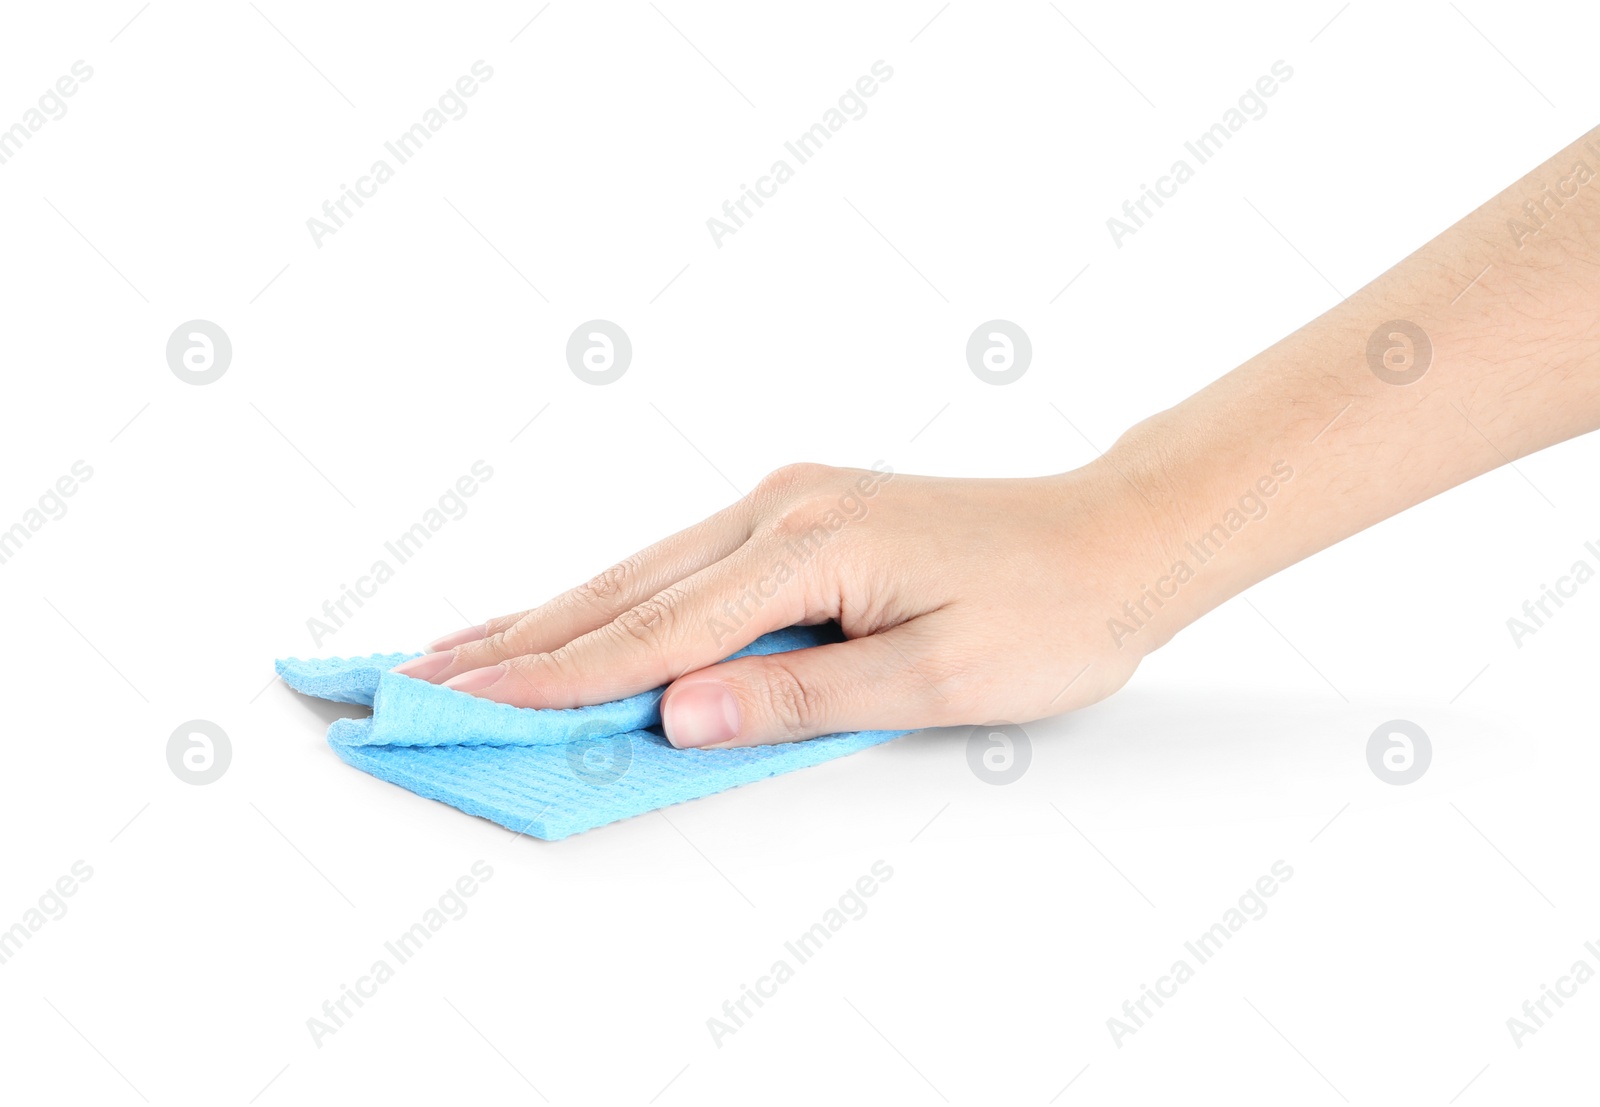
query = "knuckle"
xmin=757 ymin=656 xmax=821 ymax=734
xmin=473 ymin=627 xmax=518 ymax=660
xmin=918 ymin=652 xmax=983 ymax=717
xmin=500 ymin=653 xmax=556 ymax=706
xmin=755 ymin=464 xmax=866 ymax=550
xmin=571 ymin=558 xmax=639 ymax=613
xmin=525 ymin=648 xmax=573 ymax=689
xmin=608 ymin=591 xmax=679 ymax=650
xmin=767 ymin=493 xmax=846 ymax=545
xmin=483 ymin=609 xmax=526 ymax=636
xmin=755 ymin=462 xmax=832 ymax=499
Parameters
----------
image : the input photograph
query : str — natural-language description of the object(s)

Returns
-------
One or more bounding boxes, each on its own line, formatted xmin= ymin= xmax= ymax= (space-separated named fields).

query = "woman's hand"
xmin=394 ymin=124 xmax=1600 ymax=752
xmin=392 ymin=125 xmax=1600 ymax=753
xmin=394 ymin=460 xmax=1183 ymax=749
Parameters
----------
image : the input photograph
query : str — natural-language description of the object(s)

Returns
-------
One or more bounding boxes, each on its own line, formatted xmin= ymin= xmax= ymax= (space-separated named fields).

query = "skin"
xmin=398 ymin=124 xmax=1600 ymax=749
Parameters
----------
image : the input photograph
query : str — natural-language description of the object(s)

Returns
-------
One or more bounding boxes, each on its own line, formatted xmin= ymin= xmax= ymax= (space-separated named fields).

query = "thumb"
xmin=661 ymin=623 xmax=953 ymax=748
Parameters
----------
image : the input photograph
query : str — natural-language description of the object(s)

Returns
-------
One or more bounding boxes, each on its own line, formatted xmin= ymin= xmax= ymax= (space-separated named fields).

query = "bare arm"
xmin=401 ymin=125 xmax=1600 ymax=749
xmin=1107 ymin=122 xmax=1600 ymax=649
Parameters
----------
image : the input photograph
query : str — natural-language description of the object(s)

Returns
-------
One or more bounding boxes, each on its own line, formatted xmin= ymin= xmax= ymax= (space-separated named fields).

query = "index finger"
xmin=442 ymin=540 xmax=815 ymax=709
xmin=401 ymin=497 xmax=756 ymax=684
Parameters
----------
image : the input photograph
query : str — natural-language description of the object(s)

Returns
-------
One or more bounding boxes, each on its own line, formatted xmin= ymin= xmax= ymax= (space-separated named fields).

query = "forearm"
xmin=1101 ymin=123 xmax=1600 ymax=649
xmin=417 ymin=128 xmax=1600 ymax=741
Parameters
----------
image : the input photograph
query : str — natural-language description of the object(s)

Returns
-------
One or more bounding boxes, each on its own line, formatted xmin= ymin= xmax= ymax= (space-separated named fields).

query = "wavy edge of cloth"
xmin=277 ymin=624 xmax=913 ymax=839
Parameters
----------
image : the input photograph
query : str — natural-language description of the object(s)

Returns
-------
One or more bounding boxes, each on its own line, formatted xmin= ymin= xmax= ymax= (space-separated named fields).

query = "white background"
xmin=1 ymin=1 xmax=1597 ymax=1103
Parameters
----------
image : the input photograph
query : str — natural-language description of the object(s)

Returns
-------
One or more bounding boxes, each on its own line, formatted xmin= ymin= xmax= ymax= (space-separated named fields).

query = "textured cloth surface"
xmin=276 ymin=624 xmax=911 ymax=840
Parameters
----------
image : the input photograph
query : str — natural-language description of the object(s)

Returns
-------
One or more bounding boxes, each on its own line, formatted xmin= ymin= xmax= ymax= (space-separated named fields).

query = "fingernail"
xmin=429 ymin=624 xmax=487 ymax=652
xmin=445 ymin=664 xmax=506 ymax=694
xmin=664 ymin=683 xmax=740 ymax=749
xmin=393 ymin=651 xmax=454 ymax=681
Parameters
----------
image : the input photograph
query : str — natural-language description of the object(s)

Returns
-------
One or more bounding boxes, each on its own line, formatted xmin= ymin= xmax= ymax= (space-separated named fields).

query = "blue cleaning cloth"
xmin=275 ymin=624 xmax=913 ymax=840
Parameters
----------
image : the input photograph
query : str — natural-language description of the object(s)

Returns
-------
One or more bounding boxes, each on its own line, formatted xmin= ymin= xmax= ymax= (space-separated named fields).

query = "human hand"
xmin=394 ymin=122 xmax=1600 ymax=751
xmin=394 ymin=460 xmax=1183 ymax=748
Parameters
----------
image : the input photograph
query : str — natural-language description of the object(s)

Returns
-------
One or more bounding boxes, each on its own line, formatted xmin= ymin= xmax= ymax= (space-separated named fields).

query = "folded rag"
xmin=275 ymin=623 xmax=912 ymax=840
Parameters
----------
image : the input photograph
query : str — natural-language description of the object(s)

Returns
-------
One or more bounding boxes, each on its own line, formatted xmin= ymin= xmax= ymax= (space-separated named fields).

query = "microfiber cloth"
xmin=275 ymin=624 xmax=913 ymax=840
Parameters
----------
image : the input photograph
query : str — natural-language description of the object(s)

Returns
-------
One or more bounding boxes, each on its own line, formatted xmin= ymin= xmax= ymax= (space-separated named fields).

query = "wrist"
xmin=1090 ymin=407 xmax=1295 ymax=653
